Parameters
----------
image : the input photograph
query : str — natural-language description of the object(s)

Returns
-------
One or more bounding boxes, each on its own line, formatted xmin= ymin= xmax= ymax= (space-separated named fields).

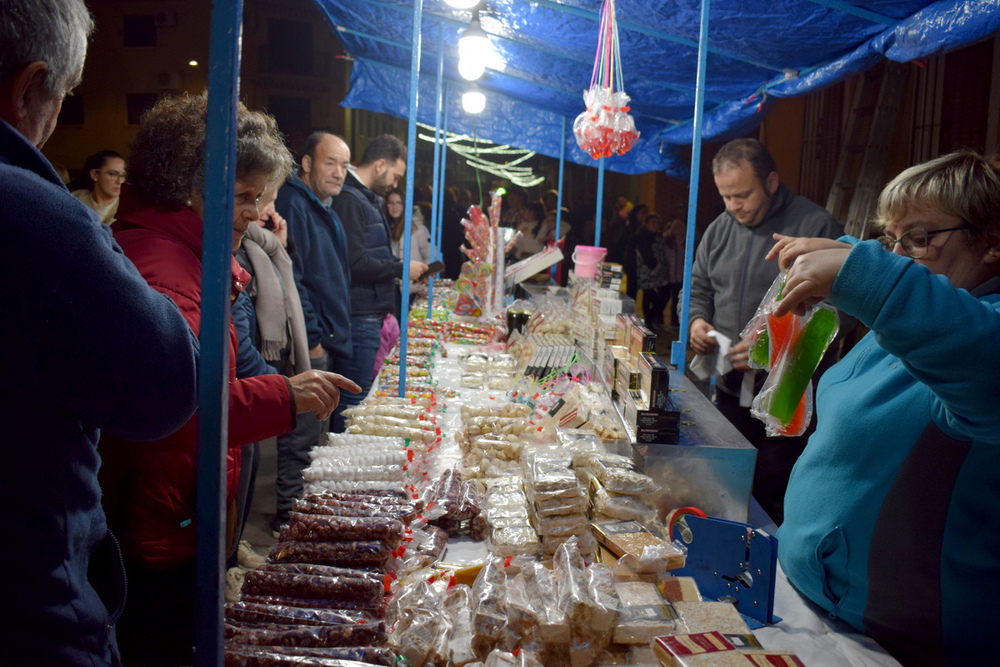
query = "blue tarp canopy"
xmin=314 ymin=0 xmax=1000 ymax=177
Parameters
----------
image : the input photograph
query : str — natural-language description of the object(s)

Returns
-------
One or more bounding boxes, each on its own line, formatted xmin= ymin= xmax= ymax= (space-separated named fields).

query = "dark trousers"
xmin=716 ymin=383 xmax=813 ymax=526
xmin=643 ymin=286 xmax=671 ymax=327
xmin=331 ymin=314 xmax=382 ymax=433
xmin=664 ymin=282 xmax=682 ymax=326
xmin=228 ymin=441 xmax=259 ymax=568
xmin=273 ymin=354 xmax=327 ymax=528
xmin=116 ymin=559 xmax=197 ymax=667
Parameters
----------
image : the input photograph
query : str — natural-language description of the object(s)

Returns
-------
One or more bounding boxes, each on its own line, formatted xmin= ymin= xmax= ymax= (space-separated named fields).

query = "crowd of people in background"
xmin=8 ymin=2 xmax=1000 ymax=665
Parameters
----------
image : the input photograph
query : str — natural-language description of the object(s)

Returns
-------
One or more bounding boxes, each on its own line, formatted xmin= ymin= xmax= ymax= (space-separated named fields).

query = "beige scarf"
xmin=241 ymin=223 xmax=311 ymax=375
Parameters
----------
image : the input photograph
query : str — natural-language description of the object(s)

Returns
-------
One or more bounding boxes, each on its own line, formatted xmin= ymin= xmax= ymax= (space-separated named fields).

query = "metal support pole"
xmin=436 ymin=86 xmax=450 ymax=261
xmin=428 ymin=24 xmax=445 ymax=313
xmin=399 ymin=0 xmax=423 ymax=397
xmin=672 ymin=0 xmax=711 ymax=373
xmin=594 ymin=155 xmax=605 ymax=246
xmin=551 ymin=115 xmax=567 ymax=281
xmin=196 ymin=1 xmax=242 ymax=664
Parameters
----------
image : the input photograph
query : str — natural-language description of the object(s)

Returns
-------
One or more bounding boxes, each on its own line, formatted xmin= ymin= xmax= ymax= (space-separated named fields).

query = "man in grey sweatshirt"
xmin=688 ymin=138 xmax=843 ymax=524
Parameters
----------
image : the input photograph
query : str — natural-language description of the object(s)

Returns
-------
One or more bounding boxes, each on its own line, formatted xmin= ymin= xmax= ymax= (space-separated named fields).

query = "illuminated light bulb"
xmin=458 ymin=57 xmax=485 ymax=81
xmin=458 ymin=11 xmax=490 ymax=81
xmin=188 ymin=60 xmax=199 ymax=67
xmin=462 ymin=88 xmax=486 ymax=114
xmin=444 ymin=0 xmax=480 ymax=8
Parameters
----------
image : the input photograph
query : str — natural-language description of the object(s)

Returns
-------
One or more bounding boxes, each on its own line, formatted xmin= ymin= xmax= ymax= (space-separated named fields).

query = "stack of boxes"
xmin=571 ymin=262 xmax=634 ymax=374
xmin=606 ymin=314 xmax=679 ymax=444
xmin=569 ymin=261 xmax=678 ymax=445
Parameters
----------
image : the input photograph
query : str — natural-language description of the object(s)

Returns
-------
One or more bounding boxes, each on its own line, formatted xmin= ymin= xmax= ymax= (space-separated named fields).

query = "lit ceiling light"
xmin=188 ymin=60 xmax=199 ymax=67
xmin=444 ymin=0 xmax=480 ymax=8
xmin=458 ymin=56 xmax=485 ymax=81
xmin=458 ymin=10 xmax=490 ymax=81
xmin=462 ymin=85 xmax=486 ymax=114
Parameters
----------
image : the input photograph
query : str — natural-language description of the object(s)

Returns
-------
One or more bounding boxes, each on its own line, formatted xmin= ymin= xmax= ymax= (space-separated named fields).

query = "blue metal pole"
xmin=672 ymin=0 xmax=711 ymax=373
xmin=196 ymin=1 xmax=242 ymax=664
xmin=399 ymin=0 xmax=423 ymax=398
xmin=428 ymin=24 xmax=444 ymax=314
xmin=551 ymin=115 xmax=567 ymax=281
xmin=594 ymin=155 xmax=605 ymax=247
xmin=435 ymin=85 xmax=450 ymax=266
xmin=429 ymin=95 xmax=450 ymax=312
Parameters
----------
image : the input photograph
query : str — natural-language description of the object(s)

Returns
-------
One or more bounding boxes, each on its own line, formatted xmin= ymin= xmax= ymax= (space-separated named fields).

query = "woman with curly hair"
xmin=98 ymin=94 xmax=359 ymax=666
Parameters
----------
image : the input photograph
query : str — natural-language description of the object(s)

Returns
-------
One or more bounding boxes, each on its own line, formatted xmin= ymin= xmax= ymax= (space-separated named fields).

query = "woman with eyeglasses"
xmin=97 ymin=94 xmax=359 ymax=666
xmin=765 ymin=151 xmax=1000 ymax=665
xmin=68 ymin=149 xmax=126 ymax=224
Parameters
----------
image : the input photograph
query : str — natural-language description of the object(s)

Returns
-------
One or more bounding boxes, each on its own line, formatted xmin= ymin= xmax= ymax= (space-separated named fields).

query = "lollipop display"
xmin=454 ymin=190 xmax=505 ymax=318
xmin=573 ymin=0 xmax=639 ymax=159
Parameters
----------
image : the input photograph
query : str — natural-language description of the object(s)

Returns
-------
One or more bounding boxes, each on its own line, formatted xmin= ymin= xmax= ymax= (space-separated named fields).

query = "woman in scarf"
xmin=98 ymin=94 xmax=359 ymax=665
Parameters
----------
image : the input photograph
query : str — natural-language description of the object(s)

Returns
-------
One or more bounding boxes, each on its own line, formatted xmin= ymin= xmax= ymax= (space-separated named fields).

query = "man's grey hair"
xmin=0 ymin=0 xmax=94 ymax=95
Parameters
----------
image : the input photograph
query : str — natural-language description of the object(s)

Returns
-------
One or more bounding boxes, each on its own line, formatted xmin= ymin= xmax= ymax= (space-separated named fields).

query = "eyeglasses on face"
xmin=876 ymin=226 xmax=967 ymax=259
xmin=101 ymin=170 xmax=127 ymax=181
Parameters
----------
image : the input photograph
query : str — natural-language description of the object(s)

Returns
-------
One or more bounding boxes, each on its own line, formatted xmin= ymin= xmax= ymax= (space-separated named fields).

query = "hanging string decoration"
xmin=573 ymin=0 xmax=639 ymax=159
xmin=417 ymin=125 xmax=545 ymax=188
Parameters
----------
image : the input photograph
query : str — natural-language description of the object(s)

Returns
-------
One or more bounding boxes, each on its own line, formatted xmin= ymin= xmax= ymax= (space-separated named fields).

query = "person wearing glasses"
xmin=768 ymin=151 xmax=1000 ymax=665
xmin=69 ymin=149 xmax=126 ymax=224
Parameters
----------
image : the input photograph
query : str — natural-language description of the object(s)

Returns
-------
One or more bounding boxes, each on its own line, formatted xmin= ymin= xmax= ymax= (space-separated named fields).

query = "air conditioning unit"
xmin=157 ymin=71 xmax=182 ymax=90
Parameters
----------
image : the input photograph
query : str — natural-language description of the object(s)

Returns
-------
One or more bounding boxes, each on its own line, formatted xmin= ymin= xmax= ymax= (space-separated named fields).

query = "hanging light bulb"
xmin=444 ymin=0 xmax=480 ymax=8
xmin=462 ymin=85 xmax=486 ymax=114
xmin=458 ymin=55 xmax=485 ymax=81
xmin=458 ymin=9 xmax=490 ymax=81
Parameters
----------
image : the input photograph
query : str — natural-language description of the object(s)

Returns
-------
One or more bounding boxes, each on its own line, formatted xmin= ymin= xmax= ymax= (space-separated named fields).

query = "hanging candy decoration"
xmin=573 ymin=0 xmax=639 ymax=159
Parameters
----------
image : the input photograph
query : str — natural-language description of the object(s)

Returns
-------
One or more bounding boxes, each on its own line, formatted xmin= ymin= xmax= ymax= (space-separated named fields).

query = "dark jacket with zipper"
xmin=277 ymin=177 xmax=352 ymax=356
xmin=332 ymin=170 xmax=404 ymax=317
xmin=0 ymin=118 xmax=199 ymax=666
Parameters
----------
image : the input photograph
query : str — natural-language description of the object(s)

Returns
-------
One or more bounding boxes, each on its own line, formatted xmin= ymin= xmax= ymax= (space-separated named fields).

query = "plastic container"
xmin=571 ymin=245 xmax=608 ymax=280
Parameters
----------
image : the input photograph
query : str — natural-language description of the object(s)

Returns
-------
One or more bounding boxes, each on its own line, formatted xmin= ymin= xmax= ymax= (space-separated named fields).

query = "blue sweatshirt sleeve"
xmin=232 ymin=291 xmax=278 ymax=379
xmin=832 ymin=240 xmax=1000 ymax=441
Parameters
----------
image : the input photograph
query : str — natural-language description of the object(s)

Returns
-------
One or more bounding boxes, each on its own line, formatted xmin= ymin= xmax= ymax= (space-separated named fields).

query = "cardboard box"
xmin=653 ymin=632 xmax=804 ymax=667
xmin=639 ymin=352 xmax=671 ymax=410
xmin=630 ymin=390 xmax=679 ymax=426
xmin=615 ymin=313 xmax=630 ymax=346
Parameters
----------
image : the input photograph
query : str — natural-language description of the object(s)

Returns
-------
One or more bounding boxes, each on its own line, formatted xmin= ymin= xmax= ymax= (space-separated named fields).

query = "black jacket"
xmin=332 ymin=170 xmax=403 ymax=316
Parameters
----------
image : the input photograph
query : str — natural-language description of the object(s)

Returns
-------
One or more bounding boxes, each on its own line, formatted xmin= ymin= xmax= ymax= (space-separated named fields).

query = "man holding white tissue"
xmin=687 ymin=138 xmax=843 ymax=524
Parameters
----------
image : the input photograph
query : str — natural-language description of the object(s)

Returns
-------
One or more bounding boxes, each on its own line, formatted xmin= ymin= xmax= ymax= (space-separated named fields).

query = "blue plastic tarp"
xmin=314 ymin=0 xmax=1000 ymax=177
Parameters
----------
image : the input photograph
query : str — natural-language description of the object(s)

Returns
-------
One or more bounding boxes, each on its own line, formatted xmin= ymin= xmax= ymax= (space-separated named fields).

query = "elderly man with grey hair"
xmin=0 ymin=1 xmax=200 ymax=664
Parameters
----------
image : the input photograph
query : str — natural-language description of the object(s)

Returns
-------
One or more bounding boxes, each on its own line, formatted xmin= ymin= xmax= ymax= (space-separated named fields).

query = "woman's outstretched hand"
xmin=288 ymin=370 xmax=361 ymax=420
xmin=767 ymin=233 xmax=851 ymax=317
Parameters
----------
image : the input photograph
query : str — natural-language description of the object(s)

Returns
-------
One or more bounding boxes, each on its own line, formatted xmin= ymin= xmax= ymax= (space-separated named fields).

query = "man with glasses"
xmin=687 ymin=138 xmax=845 ymax=524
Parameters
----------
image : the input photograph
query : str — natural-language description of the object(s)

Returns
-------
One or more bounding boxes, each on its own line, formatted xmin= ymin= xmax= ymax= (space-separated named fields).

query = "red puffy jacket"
xmin=100 ymin=187 xmax=295 ymax=567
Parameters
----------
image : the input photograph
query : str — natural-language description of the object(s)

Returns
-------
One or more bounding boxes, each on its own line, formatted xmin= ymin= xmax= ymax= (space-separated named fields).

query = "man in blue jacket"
xmin=0 ymin=1 xmax=199 ymax=663
xmin=273 ymin=131 xmax=353 ymax=534
xmin=332 ymin=134 xmax=427 ymax=429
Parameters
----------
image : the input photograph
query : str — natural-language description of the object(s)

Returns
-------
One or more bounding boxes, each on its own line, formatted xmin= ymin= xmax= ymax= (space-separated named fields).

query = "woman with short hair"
xmin=99 ymin=94 xmax=358 ymax=666
xmin=770 ymin=151 xmax=1000 ymax=665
